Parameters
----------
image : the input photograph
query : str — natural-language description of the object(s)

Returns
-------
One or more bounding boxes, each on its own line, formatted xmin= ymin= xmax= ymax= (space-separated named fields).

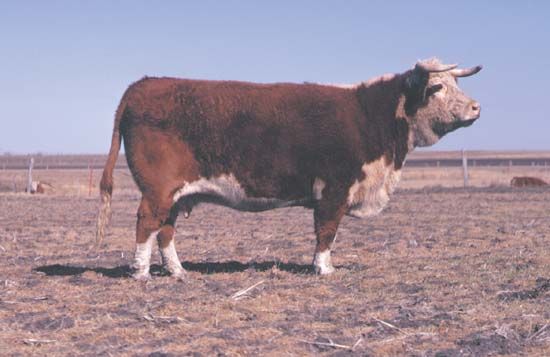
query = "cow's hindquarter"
xmin=123 ymin=120 xmax=200 ymax=279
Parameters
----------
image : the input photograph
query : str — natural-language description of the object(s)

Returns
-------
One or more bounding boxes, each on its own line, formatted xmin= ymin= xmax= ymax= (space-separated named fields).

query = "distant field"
xmin=409 ymin=150 xmax=550 ymax=160
xmin=0 ymin=154 xmax=126 ymax=170
xmin=401 ymin=166 xmax=550 ymax=189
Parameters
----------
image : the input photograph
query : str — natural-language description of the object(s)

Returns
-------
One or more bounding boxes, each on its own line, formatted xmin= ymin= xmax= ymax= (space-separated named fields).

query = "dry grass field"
xmin=0 ymin=155 xmax=549 ymax=356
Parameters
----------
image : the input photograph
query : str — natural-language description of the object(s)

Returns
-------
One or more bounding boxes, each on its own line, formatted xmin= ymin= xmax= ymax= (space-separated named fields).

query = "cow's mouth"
xmin=433 ymin=117 xmax=478 ymax=137
xmin=461 ymin=118 xmax=477 ymax=127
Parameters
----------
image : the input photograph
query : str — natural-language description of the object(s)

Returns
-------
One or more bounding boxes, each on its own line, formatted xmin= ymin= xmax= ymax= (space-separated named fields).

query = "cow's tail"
xmin=95 ymin=100 xmax=126 ymax=249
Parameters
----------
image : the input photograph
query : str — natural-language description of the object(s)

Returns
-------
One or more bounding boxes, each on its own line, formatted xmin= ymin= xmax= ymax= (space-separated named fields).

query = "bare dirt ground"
xmin=0 ymin=170 xmax=549 ymax=356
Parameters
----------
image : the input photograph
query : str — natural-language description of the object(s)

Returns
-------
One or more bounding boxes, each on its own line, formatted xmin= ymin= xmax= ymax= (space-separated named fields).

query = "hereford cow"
xmin=511 ymin=176 xmax=548 ymax=187
xmin=96 ymin=58 xmax=482 ymax=280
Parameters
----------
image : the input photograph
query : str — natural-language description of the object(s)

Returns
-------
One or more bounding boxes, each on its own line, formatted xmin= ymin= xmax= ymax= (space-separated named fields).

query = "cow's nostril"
xmin=471 ymin=102 xmax=481 ymax=112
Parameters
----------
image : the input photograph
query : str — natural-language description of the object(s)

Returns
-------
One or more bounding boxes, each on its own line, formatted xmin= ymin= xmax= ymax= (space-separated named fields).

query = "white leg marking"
xmin=159 ymin=238 xmax=186 ymax=280
xmin=313 ymin=250 xmax=335 ymax=275
xmin=132 ymin=230 xmax=157 ymax=280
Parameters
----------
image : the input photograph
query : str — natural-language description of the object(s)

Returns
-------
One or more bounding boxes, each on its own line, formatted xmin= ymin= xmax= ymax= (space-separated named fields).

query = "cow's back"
xmin=123 ymin=77 xmax=361 ymax=130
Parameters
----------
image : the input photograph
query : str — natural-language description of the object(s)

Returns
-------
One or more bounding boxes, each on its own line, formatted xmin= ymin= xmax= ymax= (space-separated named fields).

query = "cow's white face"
xmin=405 ymin=59 xmax=482 ymax=147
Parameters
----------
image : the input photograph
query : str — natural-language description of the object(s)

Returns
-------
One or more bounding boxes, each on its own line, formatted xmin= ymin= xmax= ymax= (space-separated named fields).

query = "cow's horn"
xmin=415 ymin=62 xmax=458 ymax=73
xmin=450 ymin=65 xmax=483 ymax=77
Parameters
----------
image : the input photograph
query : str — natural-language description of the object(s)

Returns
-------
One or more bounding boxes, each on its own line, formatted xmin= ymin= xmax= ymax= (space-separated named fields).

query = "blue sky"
xmin=1 ymin=1 xmax=548 ymax=153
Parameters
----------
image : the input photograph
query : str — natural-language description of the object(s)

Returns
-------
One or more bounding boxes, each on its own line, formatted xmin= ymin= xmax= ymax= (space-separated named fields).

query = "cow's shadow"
xmin=33 ymin=260 xmax=314 ymax=279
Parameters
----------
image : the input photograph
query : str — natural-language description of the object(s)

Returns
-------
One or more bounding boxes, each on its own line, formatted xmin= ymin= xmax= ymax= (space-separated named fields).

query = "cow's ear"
xmin=405 ymin=68 xmax=429 ymax=102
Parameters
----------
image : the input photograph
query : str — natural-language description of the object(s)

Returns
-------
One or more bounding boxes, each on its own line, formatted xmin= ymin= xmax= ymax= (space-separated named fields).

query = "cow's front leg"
xmin=157 ymin=225 xmax=186 ymax=280
xmin=312 ymin=189 xmax=347 ymax=275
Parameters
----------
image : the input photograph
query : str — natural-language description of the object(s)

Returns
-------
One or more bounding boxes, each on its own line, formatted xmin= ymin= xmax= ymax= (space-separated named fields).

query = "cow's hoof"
xmin=170 ymin=269 xmax=187 ymax=281
xmin=132 ymin=271 xmax=151 ymax=281
xmin=314 ymin=264 xmax=336 ymax=275
xmin=313 ymin=250 xmax=335 ymax=275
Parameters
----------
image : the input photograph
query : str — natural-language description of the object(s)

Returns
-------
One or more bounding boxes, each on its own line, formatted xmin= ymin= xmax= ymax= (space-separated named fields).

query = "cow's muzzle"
xmin=463 ymin=100 xmax=481 ymax=122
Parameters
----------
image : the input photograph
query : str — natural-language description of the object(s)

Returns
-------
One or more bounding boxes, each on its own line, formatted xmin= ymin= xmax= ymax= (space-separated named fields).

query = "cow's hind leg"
xmin=312 ymin=188 xmax=347 ymax=275
xmin=125 ymin=127 xmax=200 ymax=280
xmin=133 ymin=197 xmax=158 ymax=280
xmin=133 ymin=196 xmax=178 ymax=280
xmin=156 ymin=206 xmax=185 ymax=280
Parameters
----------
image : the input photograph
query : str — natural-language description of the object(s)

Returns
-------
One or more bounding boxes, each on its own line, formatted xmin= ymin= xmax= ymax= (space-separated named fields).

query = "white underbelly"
xmin=173 ymin=174 xmax=306 ymax=212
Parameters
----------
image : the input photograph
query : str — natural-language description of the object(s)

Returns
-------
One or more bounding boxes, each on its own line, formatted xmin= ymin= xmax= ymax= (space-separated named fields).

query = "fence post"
xmin=462 ymin=149 xmax=468 ymax=187
xmin=88 ymin=162 xmax=93 ymax=197
xmin=26 ymin=157 xmax=34 ymax=193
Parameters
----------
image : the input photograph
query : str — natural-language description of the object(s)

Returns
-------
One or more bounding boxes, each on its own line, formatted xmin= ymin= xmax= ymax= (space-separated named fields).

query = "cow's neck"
xmin=355 ymin=73 xmax=411 ymax=170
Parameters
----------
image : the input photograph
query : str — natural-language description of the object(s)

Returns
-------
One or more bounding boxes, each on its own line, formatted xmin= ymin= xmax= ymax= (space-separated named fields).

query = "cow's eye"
xmin=426 ymin=84 xmax=443 ymax=97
